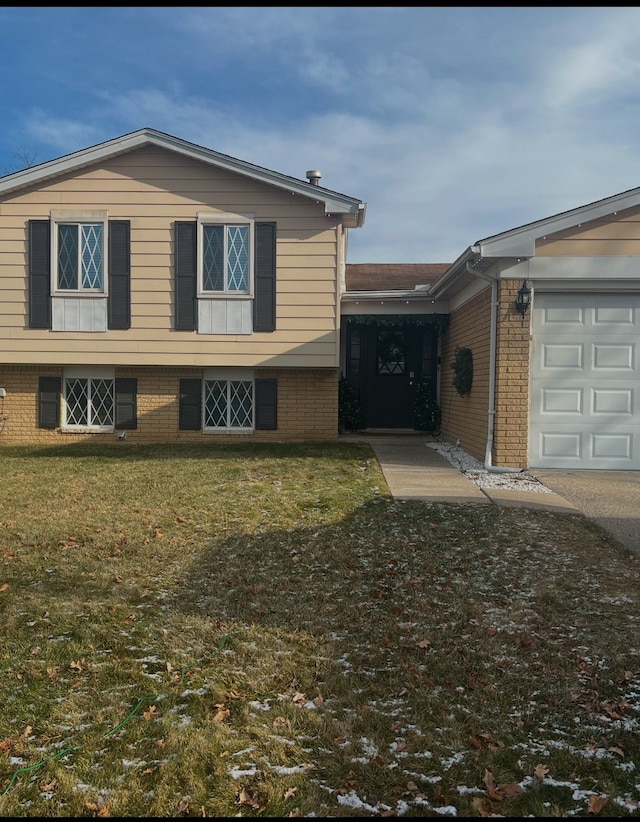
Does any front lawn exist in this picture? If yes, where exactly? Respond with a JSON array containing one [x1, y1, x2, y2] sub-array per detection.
[[0, 442, 638, 817]]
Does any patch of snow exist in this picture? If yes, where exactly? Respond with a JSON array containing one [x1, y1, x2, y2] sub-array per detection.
[[428, 441, 554, 493]]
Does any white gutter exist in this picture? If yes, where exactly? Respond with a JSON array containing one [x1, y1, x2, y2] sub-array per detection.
[[342, 287, 432, 301], [465, 258, 523, 474]]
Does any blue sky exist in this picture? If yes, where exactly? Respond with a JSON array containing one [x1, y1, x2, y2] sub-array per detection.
[[2, 6, 640, 264]]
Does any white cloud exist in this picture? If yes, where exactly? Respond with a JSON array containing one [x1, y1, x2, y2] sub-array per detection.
[[9, 7, 640, 262]]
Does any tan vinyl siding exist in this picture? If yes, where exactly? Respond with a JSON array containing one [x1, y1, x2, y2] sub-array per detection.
[[0, 145, 340, 367], [0, 365, 339, 445], [439, 288, 491, 462], [536, 205, 640, 256]]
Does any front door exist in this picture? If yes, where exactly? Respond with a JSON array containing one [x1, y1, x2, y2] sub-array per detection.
[[346, 322, 437, 429]]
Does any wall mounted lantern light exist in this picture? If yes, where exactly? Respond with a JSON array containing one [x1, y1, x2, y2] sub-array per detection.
[[515, 279, 531, 316]]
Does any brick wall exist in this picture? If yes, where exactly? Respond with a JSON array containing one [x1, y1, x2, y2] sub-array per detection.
[[493, 280, 531, 468], [439, 288, 491, 462], [0, 366, 339, 445]]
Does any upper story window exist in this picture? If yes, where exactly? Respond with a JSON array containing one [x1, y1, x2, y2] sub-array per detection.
[[197, 213, 253, 298], [51, 211, 108, 295]]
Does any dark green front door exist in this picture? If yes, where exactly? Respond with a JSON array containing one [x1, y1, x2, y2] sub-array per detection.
[[346, 322, 437, 429]]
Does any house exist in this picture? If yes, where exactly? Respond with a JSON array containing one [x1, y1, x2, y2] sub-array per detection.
[[0, 128, 365, 445], [343, 192, 640, 471], [2, 127, 639, 472]]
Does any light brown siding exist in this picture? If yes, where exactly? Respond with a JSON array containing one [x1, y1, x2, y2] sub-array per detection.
[[439, 288, 491, 461], [536, 205, 640, 256], [0, 145, 340, 367]]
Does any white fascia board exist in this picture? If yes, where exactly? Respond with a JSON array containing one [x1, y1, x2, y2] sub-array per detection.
[[0, 127, 366, 223], [342, 288, 432, 301]]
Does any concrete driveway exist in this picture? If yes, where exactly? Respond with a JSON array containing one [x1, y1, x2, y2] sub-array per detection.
[[531, 469, 640, 557]]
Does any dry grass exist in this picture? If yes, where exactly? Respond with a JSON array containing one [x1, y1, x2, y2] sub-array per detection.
[[0, 441, 638, 817]]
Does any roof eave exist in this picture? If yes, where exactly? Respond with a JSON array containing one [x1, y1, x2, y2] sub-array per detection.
[[477, 185, 640, 258], [0, 127, 366, 223], [342, 287, 433, 301]]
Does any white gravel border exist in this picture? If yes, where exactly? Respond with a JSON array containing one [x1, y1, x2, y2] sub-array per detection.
[[428, 440, 554, 493]]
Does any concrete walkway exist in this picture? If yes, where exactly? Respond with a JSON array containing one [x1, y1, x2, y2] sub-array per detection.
[[342, 434, 582, 514]]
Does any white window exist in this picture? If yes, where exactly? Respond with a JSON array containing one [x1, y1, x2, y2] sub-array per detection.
[[63, 368, 114, 430], [197, 212, 253, 298], [51, 211, 108, 295], [203, 369, 254, 430]]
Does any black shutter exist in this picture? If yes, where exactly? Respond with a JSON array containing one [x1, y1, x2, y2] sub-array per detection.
[[108, 221, 131, 330], [179, 378, 202, 430], [29, 220, 51, 329], [115, 378, 137, 429], [254, 221, 276, 332], [38, 376, 60, 428], [175, 222, 197, 331], [255, 378, 277, 430]]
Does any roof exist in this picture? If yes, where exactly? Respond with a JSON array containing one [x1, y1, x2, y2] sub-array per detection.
[[0, 127, 366, 227], [345, 263, 450, 292]]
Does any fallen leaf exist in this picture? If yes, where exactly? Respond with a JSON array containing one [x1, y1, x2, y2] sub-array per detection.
[[143, 705, 158, 720], [40, 778, 57, 792], [213, 704, 230, 722], [0, 737, 17, 753], [587, 794, 608, 815], [284, 787, 298, 800], [23, 725, 32, 737], [533, 763, 549, 780], [417, 638, 431, 649], [608, 745, 625, 757], [236, 787, 264, 811], [483, 768, 503, 801], [0, 583, 8, 593]]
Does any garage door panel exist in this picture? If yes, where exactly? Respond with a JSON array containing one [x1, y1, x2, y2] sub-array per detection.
[[540, 301, 585, 325], [536, 430, 637, 467], [592, 433, 633, 460], [594, 305, 634, 325], [540, 387, 583, 414], [541, 342, 584, 370], [592, 388, 633, 414], [593, 343, 634, 369], [530, 292, 640, 469]]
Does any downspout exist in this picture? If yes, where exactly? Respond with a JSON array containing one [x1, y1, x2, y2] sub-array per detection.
[[465, 258, 523, 474]]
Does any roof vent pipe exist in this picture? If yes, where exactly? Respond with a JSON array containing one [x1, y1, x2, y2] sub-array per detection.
[[306, 169, 322, 186]]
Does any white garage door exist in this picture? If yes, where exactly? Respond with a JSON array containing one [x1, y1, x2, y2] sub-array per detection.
[[530, 292, 640, 469]]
